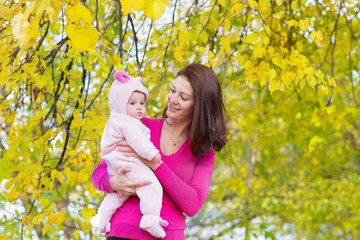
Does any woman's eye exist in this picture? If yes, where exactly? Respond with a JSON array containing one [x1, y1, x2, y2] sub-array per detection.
[[170, 89, 175, 93], [181, 95, 188, 101]]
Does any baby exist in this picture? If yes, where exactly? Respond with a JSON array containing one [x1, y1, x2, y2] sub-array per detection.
[[90, 71, 167, 238]]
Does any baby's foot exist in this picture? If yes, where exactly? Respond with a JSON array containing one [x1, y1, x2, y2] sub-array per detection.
[[145, 225, 166, 239], [90, 215, 100, 229], [90, 215, 111, 234], [100, 222, 111, 234]]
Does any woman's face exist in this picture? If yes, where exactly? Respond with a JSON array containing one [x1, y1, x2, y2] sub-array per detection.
[[166, 75, 194, 123]]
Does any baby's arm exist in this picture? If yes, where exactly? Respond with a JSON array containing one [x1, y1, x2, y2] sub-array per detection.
[[121, 123, 159, 161]]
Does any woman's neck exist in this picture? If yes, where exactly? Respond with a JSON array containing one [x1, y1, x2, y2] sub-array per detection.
[[164, 118, 190, 139]]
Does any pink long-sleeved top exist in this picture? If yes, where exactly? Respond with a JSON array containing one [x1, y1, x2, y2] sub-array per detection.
[[92, 117, 215, 239]]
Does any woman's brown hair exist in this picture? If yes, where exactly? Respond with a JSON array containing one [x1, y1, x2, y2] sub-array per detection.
[[163, 64, 228, 156]]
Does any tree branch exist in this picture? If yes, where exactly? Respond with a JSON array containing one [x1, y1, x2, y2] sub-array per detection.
[[114, 0, 123, 59]]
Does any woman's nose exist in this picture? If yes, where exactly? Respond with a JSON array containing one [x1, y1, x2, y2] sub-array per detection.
[[169, 94, 179, 104]]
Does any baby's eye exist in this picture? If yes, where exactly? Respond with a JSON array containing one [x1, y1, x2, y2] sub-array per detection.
[[130, 102, 135, 105], [141, 102, 145, 105]]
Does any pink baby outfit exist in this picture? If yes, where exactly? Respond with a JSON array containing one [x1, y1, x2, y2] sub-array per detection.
[[92, 117, 216, 239], [90, 71, 166, 238]]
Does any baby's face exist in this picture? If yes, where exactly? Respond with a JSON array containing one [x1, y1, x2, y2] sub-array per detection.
[[126, 91, 146, 120]]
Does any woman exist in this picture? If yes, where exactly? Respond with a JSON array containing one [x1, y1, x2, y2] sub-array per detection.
[[92, 63, 228, 239]]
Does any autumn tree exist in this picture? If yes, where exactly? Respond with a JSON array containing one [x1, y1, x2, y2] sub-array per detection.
[[0, 0, 359, 239]]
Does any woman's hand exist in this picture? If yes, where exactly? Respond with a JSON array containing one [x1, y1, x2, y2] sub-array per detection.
[[118, 140, 163, 170], [109, 166, 151, 195]]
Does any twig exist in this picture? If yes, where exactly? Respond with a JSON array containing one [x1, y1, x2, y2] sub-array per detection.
[[128, 15, 141, 68]]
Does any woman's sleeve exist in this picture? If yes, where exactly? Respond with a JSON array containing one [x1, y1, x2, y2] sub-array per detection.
[[91, 160, 116, 193], [153, 150, 215, 217]]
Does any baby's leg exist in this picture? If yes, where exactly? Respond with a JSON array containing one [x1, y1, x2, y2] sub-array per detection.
[[90, 192, 130, 233], [126, 165, 166, 238]]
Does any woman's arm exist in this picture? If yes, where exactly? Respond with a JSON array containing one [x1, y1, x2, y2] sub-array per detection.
[[154, 151, 215, 217], [91, 160, 114, 193], [91, 160, 151, 195]]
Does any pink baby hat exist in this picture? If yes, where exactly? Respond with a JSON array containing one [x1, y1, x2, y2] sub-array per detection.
[[109, 70, 149, 114]]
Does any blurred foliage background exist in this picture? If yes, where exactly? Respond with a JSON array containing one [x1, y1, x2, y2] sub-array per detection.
[[0, 0, 359, 239]]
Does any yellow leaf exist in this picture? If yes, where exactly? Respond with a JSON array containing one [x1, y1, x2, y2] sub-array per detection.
[[161, 0, 171, 7], [219, 0, 227, 7], [287, 20, 298, 28], [207, 51, 215, 66], [55, 212, 65, 225], [36, 75, 47, 89], [291, 1, 297, 11], [198, 47, 207, 53], [281, 72, 293, 88], [32, 215, 43, 226], [264, 25, 271, 35], [199, 31, 208, 44], [315, 69, 325, 83], [0, 6, 11, 19], [221, 36, 231, 54], [66, 5, 93, 24], [215, 49, 226, 68], [310, 30, 323, 46], [49, 212, 65, 225], [78, 170, 89, 183], [11, 13, 31, 47], [244, 60, 254, 71], [45, 7, 57, 21], [122, 0, 145, 15], [269, 79, 280, 93], [236, 52, 245, 65], [306, 76, 317, 88], [245, 74, 257, 85], [42, 222, 51, 235], [174, 46, 183, 63], [262, 36, 270, 46], [22, 216, 30, 226], [259, 0, 271, 17], [319, 85, 329, 95], [65, 25, 98, 52], [64, 167, 78, 182], [248, 0, 258, 8], [276, 0, 283, 6], [267, 46, 274, 56], [258, 61, 269, 71], [272, 54, 284, 68], [71, 108, 85, 129], [51, 169, 63, 183], [178, 31, 191, 46], [254, 46, 266, 58], [243, 33, 259, 44], [144, 0, 166, 21], [68, 149, 78, 156], [327, 75, 336, 86], [32, 190, 41, 200], [279, 82, 286, 91], [259, 76, 267, 86], [82, 207, 96, 222], [300, 78, 306, 89], [299, 19, 309, 31]]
